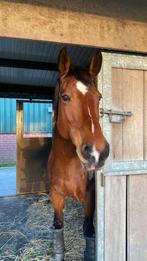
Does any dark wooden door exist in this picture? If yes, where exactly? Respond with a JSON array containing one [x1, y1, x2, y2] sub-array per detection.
[[16, 101, 52, 194]]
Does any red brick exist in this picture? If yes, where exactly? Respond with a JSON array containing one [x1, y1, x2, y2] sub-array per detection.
[[0, 134, 16, 164]]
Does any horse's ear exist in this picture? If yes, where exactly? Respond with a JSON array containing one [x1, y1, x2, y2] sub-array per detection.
[[58, 47, 71, 77], [88, 50, 102, 77]]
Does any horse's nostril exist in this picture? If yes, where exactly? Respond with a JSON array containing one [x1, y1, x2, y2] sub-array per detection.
[[105, 143, 110, 158], [82, 144, 93, 159], [99, 143, 110, 164]]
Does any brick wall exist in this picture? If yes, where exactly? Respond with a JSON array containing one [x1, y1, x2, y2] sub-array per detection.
[[0, 134, 16, 164], [0, 133, 52, 164]]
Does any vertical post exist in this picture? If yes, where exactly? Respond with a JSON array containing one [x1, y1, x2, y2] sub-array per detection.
[[16, 101, 23, 139], [16, 101, 23, 194], [95, 170, 105, 261]]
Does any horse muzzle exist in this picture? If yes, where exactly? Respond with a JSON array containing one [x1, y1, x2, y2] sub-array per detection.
[[78, 142, 110, 171]]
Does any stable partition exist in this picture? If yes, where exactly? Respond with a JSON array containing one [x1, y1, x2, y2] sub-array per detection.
[[16, 100, 52, 194]]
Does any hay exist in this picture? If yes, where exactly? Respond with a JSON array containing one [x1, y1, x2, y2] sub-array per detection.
[[0, 194, 85, 261]]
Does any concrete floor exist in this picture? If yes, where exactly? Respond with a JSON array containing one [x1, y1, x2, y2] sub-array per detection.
[[0, 167, 16, 196]]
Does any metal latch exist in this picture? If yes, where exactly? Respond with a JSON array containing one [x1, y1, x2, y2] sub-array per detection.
[[100, 108, 132, 123]]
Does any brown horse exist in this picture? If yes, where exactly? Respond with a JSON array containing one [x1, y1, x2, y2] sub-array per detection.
[[47, 48, 109, 261]]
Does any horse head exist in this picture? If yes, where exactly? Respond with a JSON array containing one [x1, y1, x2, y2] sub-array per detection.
[[55, 47, 109, 171]]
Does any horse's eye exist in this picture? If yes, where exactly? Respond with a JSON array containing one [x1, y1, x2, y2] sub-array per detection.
[[61, 94, 71, 102]]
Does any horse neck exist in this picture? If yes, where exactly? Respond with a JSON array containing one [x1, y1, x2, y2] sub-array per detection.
[[52, 125, 76, 158]]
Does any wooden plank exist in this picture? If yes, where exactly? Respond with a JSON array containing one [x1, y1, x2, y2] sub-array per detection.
[[144, 71, 147, 160], [112, 68, 123, 160], [16, 101, 51, 194], [0, 1, 147, 52], [122, 69, 144, 160], [127, 175, 147, 261], [105, 176, 126, 261]]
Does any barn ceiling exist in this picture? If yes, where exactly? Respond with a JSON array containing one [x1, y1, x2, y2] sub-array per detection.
[[6, 0, 147, 23], [0, 38, 98, 99]]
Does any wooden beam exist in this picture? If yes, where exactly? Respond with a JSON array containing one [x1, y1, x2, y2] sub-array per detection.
[[0, 1, 146, 53], [0, 58, 58, 71], [0, 83, 55, 100]]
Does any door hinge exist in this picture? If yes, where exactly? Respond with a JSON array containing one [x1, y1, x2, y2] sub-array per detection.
[[101, 172, 105, 187]]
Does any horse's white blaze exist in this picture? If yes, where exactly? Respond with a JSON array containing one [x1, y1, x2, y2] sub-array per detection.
[[91, 146, 100, 163], [76, 81, 88, 95], [88, 106, 95, 134]]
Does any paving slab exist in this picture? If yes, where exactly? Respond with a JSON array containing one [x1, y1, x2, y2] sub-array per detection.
[[0, 167, 16, 196]]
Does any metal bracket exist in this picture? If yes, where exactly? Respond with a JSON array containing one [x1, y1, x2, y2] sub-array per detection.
[[101, 172, 105, 187], [100, 108, 132, 123]]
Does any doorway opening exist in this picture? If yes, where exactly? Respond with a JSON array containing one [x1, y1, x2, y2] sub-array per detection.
[[0, 98, 16, 196], [0, 98, 53, 196]]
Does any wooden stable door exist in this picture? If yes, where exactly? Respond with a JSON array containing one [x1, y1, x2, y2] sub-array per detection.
[[96, 54, 147, 261], [109, 68, 147, 261], [112, 68, 146, 161], [16, 101, 52, 194], [105, 68, 147, 261]]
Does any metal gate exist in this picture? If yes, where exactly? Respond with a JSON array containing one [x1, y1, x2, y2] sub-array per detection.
[[96, 53, 147, 261]]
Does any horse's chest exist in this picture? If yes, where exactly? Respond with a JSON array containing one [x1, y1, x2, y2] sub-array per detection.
[[64, 168, 88, 202], [50, 154, 88, 202]]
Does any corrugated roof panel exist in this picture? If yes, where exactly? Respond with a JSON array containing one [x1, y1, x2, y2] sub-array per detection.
[[0, 67, 58, 87], [0, 38, 98, 91], [0, 38, 97, 63]]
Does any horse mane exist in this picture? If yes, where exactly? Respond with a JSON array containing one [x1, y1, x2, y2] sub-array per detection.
[[53, 80, 60, 127], [70, 67, 96, 87]]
